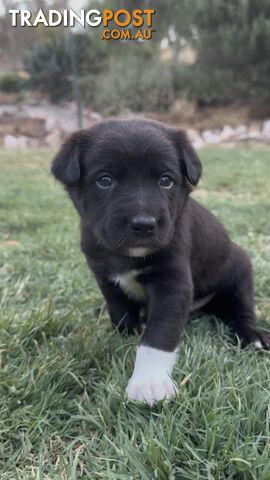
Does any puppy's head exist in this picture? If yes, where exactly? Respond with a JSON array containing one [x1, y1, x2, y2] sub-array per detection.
[[51, 119, 202, 257]]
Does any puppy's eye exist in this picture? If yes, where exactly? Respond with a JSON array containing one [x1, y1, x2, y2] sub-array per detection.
[[159, 174, 174, 189], [96, 175, 113, 188]]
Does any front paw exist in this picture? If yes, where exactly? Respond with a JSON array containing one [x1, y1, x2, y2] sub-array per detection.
[[126, 373, 177, 406], [125, 345, 178, 406]]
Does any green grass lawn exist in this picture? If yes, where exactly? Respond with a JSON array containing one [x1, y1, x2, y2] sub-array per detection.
[[0, 147, 270, 480]]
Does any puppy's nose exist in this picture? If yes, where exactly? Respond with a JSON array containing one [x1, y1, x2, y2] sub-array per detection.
[[130, 215, 157, 236]]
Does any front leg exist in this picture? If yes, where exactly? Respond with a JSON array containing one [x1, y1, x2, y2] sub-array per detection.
[[126, 266, 193, 405], [98, 278, 142, 335]]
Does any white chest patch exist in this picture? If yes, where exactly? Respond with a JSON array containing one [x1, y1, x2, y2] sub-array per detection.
[[112, 270, 145, 300], [128, 247, 150, 258]]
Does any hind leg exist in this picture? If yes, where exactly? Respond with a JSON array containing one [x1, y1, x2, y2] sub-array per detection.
[[204, 244, 270, 349]]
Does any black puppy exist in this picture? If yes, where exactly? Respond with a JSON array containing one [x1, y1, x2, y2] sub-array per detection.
[[52, 118, 270, 405]]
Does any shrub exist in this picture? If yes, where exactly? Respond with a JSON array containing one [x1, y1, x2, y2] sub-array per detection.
[[86, 55, 175, 115], [0, 74, 25, 93], [24, 32, 109, 103], [24, 34, 71, 102], [183, 0, 270, 105]]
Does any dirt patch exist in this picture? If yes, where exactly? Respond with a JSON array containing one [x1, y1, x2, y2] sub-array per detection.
[[4, 239, 20, 246]]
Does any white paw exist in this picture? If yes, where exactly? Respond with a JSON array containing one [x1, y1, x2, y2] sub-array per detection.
[[125, 345, 178, 406], [253, 339, 263, 349], [126, 373, 177, 406]]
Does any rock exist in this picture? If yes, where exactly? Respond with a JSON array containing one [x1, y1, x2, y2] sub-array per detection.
[[202, 130, 221, 144], [17, 117, 46, 138], [248, 131, 262, 140], [0, 114, 17, 137], [4, 135, 19, 148], [262, 120, 270, 139], [187, 128, 205, 148], [44, 112, 59, 132], [236, 124, 248, 134], [1, 99, 270, 148], [89, 111, 102, 122], [235, 124, 249, 140], [219, 125, 237, 142], [0, 113, 46, 138], [18, 135, 29, 147], [45, 130, 62, 147], [248, 124, 262, 140], [4, 135, 29, 148], [0, 123, 16, 136], [0, 105, 17, 116], [193, 137, 205, 149], [45, 106, 79, 133], [248, 127, 263, 142], [0, 93, 18, 105], [27, 138, 41, 148]]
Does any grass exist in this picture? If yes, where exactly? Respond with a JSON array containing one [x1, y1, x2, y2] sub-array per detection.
[[0, 146, 270, 479]]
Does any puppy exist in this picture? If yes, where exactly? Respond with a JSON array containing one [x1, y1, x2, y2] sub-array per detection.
[[51, 118, 270, 405]]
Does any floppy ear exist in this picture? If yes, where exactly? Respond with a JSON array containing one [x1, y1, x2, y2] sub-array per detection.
[[51, 130, 86, 186], [169, 129, 202, 186]]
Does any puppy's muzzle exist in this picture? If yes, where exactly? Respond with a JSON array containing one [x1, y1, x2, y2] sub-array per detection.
[[130, 214, 157, 238]]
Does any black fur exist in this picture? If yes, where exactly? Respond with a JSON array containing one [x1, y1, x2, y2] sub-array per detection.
[[51, 118, 270, 352]]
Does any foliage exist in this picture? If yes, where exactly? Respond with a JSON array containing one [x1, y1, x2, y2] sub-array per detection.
[[89, 0, 270, 107], [0, 147, 270, 478], [0, 73, 26, 93], [24, 33, 71, 102], [182, 0, 270, 104], [85, 53, 174, 115], [20, 0, 270, 110], [23, 32, 109, 103]]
